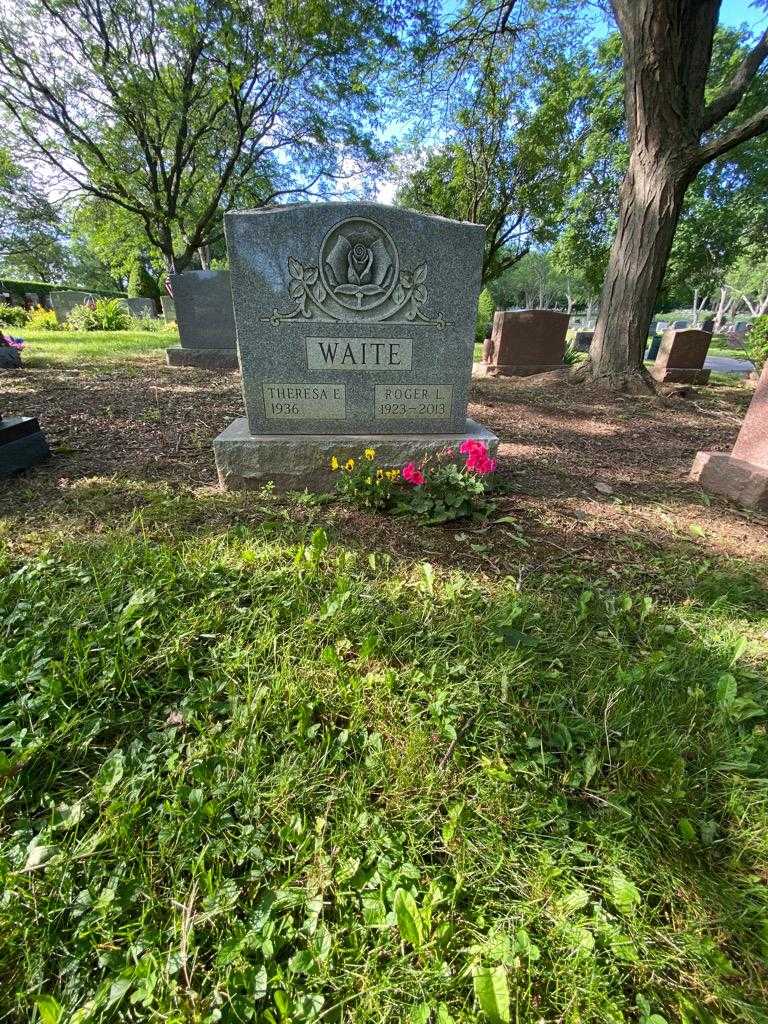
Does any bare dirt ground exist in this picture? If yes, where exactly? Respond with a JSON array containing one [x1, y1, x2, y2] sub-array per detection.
[[2, 357, 766, 576]]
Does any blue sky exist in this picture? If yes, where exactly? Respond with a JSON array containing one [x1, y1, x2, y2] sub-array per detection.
[[720, 0, 768, 28]]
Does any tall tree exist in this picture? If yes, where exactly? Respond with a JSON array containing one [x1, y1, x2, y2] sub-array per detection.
[[0, 0, 410, 273], [0, 145, 70, 280], [396, 57, 585, 282], [586, 1, 768, 387]]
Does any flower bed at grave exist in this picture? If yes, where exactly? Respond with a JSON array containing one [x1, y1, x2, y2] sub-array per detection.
[[330, 439, 496, 524]]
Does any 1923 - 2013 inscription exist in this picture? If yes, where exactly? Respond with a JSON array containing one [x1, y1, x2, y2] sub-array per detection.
[[262, 383, 345, 420], [374, 384, 453, 420]]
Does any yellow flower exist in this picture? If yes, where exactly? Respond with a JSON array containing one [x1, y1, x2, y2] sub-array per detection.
[[376, 468, 384, 480], [386, 469, 400, 480], [345, 458, 355, 471], [330, 456, 339, 471], [364, 447, 376, 460]]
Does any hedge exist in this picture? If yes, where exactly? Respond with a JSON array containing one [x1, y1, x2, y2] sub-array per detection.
[[0, 277, 126, 299]]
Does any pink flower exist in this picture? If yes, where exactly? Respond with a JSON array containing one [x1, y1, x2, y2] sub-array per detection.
[[461, 439, 495, 475], [402, 461, 425, 485], [460, 439, 486, 457]]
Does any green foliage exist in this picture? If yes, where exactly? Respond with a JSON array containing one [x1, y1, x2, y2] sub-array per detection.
[[476, 287, 495, 342], [743, 315, 768, 372], [332, 450, 402, 510], [400, 459, 490, 525], [66, 298, 131, 332], [0, 303, 28, 327], [24, 308, 62, 331], [127, 257, 160, 299]]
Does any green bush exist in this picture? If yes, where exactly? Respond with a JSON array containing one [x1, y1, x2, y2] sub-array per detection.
[[26, 307, 61, 331], [0, 304, 29, 328], [66, 298, 132, 332], [475, 287, 495, 343], [129, 312, 164, 333], [743, 315, 768, 373]]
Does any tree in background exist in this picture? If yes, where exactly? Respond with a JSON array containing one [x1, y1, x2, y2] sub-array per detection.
[[0, 0, 415, 273], [584, 1, 768, 387], [0, 145, 70, 280], [127, 258, 162, 301], [397, 1, 586, 283]]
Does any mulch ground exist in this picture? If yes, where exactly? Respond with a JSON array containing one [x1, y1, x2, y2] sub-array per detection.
[[2, 356, 766, 574]]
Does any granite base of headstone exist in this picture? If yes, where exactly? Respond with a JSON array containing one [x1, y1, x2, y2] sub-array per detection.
[[165, 270, 238, 370], [0, 415, 51, 478], [573, 329, 593, 353], [486, 309, 570, 376], [214, 202, 498, 490], [650, 328, 711, 384], [690, 360, 768, 509]]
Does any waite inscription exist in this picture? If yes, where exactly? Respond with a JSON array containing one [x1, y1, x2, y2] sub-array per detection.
[[306, 337, 412, 371]]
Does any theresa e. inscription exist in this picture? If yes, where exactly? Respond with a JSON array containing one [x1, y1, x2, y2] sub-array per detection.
[[262, 383, 345, 421], [306, 337, 412, 371]]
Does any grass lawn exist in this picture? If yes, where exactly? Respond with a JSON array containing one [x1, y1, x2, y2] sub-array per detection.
[[16, 328, 174, 366], [2, 344, 768, 1023]]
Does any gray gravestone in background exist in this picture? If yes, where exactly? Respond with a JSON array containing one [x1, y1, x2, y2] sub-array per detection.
[[165, 270, 237, 369], [214, 202, 498, 489], [50, 290, 95, 322], [161, 296, 176, 323], [124, 297, 156, 318]]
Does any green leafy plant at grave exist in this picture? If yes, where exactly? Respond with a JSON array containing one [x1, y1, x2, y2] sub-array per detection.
[[66, 298, 131, 332], [743, 315, 768, 373], [330, 440, 496, 524], [563, 341, 585, 365], [128, 313, 164, 333], [0, 304, 28, 327], [331, 448, 401, 510], [476, 287, 495, 343]]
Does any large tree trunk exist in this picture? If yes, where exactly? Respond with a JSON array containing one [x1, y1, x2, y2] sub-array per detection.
[[588, 148, 690, 387]]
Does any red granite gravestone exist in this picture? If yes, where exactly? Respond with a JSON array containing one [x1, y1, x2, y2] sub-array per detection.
[[486, 309, 570, 376], [650, 328, 711, 384], [690, 360, 768, 509]]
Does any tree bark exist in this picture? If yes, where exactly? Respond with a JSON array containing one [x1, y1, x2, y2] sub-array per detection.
[[589, 148, 690, 387], [582, 0, 768, 388]]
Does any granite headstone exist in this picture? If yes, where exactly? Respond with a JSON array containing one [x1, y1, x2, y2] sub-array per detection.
[[49, 290, 95, 322], [650, 328, 711, 384], [691, 359, 768, 509], [214, 202, 498, 489], [486, 309, 570, 376], [161, 295, 176, 323], [124, 297, 156, 318], [165, 270, 238, 369]]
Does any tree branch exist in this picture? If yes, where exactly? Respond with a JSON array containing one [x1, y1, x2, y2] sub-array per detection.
[[702, 28, 768, 130], [696, 102, 768, 165]]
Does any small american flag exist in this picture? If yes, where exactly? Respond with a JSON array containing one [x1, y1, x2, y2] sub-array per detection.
[[165, 277, 174, 298]]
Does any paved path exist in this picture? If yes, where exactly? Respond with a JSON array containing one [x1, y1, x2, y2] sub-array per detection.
[[705, 355, 754, 374]]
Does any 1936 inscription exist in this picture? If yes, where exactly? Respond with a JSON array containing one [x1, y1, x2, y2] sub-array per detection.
[[306, 337, 412, 371], [263, 383, 345, 420]]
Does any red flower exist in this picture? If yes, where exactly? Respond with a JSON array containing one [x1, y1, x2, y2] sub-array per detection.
[[461, 439, 495, 475], [402, 461, 425, 485]]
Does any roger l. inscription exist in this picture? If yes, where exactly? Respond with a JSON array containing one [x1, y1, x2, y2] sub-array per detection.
[[263, 383, 346, 421], [306, 337, 412, 371], [374, 384, 453, 420]]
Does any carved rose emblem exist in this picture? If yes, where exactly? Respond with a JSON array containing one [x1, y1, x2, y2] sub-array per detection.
[[324, 230, 394, 306]]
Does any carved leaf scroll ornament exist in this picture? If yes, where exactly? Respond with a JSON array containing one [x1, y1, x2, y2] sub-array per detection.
[[261, 218, 448, 327]]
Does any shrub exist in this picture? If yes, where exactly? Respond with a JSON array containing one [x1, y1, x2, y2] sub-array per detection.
[[129, 313, 164, 333], [743, 315, 768, 373], [475, 287, 495, 343], [26, 307, 61, 331], [67, 298, 131, 332], [0, 304, 29, 328]]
